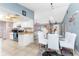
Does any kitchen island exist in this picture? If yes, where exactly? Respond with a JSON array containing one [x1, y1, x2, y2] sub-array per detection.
[[18, 31, 34, 47]]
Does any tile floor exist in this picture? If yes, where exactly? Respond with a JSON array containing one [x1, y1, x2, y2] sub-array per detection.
[[0, 38, 79, 56], [1, 39, 40, 56]]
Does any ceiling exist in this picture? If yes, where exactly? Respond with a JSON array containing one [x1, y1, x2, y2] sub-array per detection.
[[20, 3, 70, 12], [19, 3, 70, 24]]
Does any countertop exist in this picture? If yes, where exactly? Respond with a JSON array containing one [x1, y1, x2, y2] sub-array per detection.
[[18, 31, 33, 35]]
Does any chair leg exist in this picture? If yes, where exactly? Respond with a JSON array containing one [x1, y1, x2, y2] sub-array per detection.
[[39, 44, 45, 49], [39, 44, 41, 50], [72, 50, 74, 56], [59, 46, 63, 56], [60, 48, 64, 56], [44, 45, 48, 51], [70, 49, 74, 56]]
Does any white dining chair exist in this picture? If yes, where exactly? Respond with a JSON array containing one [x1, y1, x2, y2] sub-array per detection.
[[60, 32, 77, 55], [37, 31, 47, 49], [48, 34, 60, 53]]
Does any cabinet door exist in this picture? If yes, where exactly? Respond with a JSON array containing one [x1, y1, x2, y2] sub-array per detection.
[[18, 34, 33, 47], [18, 35, 23, 42], [23, 35, 30, 46], [23, 35, 33, 46], [18, 35, 23, 47], [9, 33, 13, 39]]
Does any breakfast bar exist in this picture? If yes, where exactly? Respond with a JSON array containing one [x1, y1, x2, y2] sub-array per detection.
[[18, 31, 34, 47]]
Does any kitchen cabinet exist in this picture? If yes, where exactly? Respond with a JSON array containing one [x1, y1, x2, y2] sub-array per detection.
[[18, 33, 33, 47], [9, 32, 13, 40]]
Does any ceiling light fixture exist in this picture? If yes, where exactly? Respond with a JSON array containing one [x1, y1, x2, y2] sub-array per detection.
[[50, 3, 54, 9]]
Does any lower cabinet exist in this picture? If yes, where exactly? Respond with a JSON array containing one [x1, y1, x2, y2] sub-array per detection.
[[18, 34, 33, 47], [9, 32, 13, 40]]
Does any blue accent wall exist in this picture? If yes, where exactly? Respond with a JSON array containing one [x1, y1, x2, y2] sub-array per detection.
[[0, 3, 34, 19], [64, 3, 79, 51]]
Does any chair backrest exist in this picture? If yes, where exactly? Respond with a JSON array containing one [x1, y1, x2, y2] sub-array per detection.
[[37, 31, 47, 45], [48, 34, 59, 51], [65, 32, 72, 41], [65, 32, 77, 46]]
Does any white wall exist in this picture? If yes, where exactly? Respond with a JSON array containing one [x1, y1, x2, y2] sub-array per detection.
[[34, 5, 69, 24]]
